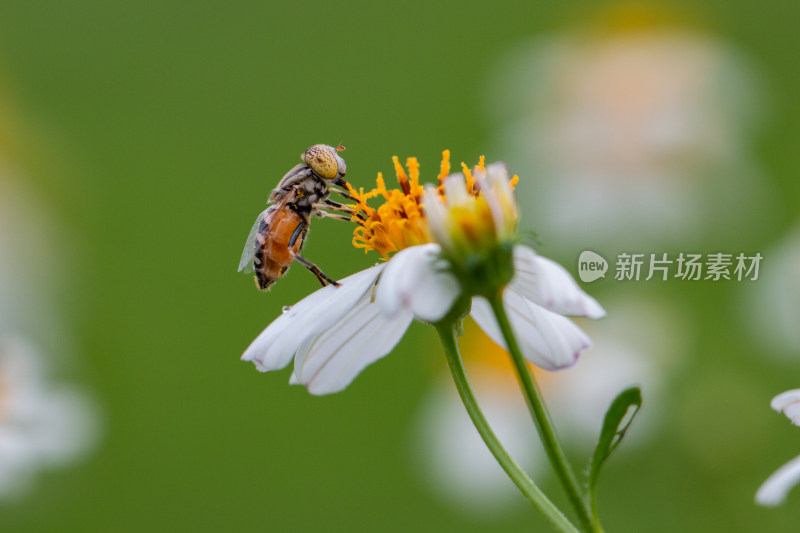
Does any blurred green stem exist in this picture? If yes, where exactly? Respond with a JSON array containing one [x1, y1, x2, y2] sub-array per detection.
[[488, 295, 600, 533], [434, 321, 579, 533], [590, 490, 604, 533]]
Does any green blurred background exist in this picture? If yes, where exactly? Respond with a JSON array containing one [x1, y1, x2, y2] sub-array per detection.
[[0, 0, 799, 531]]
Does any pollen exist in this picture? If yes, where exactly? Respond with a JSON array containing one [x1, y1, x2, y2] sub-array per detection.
[[347, 151, 518, 258], [438, 150, 451, 188], [348, 157, 429, 257]]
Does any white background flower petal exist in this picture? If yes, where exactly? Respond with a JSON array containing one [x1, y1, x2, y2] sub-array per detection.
[[241, 265, 384, 371], [771, 389, 800, 425], [511, 245, 605, 319], [0, 429, 36, 496], [756, 454, 800, 506], [471, 288, 591, 370], [0, 342, 99, 499], [293, 293, 414, 395], [377, 243, 460, 322]]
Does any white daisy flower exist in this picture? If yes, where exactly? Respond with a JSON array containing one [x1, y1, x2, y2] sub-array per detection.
[[242, 152, 604, 394]]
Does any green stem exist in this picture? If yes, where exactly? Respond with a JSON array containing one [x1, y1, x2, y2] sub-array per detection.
[[488, 296, 598, 533], [434, 322, 580, 533], [590, 492, 603, 533]]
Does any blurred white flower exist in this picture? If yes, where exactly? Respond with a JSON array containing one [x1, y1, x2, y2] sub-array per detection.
[[412, 324, 544, 514], [0, 169, 65, 345], [0, 339, 97, 498], [756, 389, 800, 506], [0, 154, 99, 500], [487, 23, 768, 251], [745, 223, 800, 358], [413, 294, 683, 513], [541, 295, 683, 446]]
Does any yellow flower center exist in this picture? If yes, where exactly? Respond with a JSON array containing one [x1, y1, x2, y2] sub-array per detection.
[[347, 150, 518, 258]]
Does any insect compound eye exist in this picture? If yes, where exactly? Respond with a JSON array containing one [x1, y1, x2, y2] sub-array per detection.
[[303, 144, 340, 180]]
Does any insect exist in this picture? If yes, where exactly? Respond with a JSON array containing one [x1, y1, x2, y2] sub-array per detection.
[[238, 144, 359, 290]]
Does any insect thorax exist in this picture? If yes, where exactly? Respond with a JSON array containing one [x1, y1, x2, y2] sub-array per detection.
[[269, 164, 329, 211]]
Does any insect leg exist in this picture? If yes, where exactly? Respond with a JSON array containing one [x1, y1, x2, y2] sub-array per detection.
[[291, 252, 340, 287], [324, 199, 355, 211], [315, 211, 355, 222], [315, 198, 366, 221], [329, 186, 358, 201]]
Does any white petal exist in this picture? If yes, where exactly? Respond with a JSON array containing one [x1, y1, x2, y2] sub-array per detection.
[[293, 292, 414, 395], [479, 180, 506, 239], [470, 287, 592, 370], [422, 186, 452, 250], [485, 162, 512, 197], [241, 265, 384, 372], [377, 243, 460, 322], [771, 389, 800, 425], [442, 173, 469, 207], [511, 245, 606, 319], [410, 268, 460, 322], [756, 455, 800, 506]]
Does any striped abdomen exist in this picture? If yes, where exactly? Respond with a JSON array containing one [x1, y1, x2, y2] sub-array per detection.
[[253, 205, 308, 290]]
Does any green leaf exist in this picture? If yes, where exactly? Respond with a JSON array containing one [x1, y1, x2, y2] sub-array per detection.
[[588, 387, 642, 491]]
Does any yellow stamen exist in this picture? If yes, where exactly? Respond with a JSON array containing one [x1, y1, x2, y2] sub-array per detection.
[[460, 162, 476, 195], [406, 157, 423, 197], [375, 173, 390, 200], [345, 151, 511, 258], [345, 182, 377, 218], [392, 156, 411, 195], [438, 150, 451, 187]]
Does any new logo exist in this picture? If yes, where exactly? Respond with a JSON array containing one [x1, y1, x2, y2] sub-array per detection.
[[578, 251, 608, 283]]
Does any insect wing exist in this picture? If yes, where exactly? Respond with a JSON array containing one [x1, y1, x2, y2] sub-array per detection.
[[238, 208, 271, 273]]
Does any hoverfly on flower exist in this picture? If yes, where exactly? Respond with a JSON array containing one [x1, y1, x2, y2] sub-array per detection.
[[238, 144, 361, 290], [239, 148, 617, 532], [242, 151, 604, 393]]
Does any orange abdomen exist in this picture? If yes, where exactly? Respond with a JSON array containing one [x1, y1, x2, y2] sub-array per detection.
[[254, 206, 307, 290]]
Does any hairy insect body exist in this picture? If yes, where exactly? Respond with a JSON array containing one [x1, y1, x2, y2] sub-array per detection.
[[269, 164, 330, 208], [239, 144, 352, 291]]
